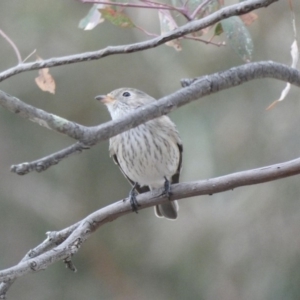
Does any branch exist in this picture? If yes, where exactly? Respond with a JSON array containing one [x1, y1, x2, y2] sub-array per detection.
[[0, 0, 278, 82], [0, 91, 86, 140], [4, 61, 300, 175], [1, 155, 300, 297], [10, 142, 90, 175]]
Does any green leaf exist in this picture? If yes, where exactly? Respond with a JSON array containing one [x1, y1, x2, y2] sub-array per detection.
[[221, 16, 253, 62], [99, 7, 135, 28], [214, 22, 223, 36]]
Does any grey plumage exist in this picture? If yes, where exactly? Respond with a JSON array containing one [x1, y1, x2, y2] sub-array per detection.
[[96, 88, 183, 220]]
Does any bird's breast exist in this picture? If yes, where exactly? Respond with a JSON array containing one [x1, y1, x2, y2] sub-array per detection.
[[110, 122, 180, 188]]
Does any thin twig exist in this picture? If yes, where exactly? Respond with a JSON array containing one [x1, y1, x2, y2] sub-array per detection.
[[135, 25, 158, 37], [140, 0, 192, 20], [183, 34, 226, 46], [23, 49, 37, 63], [0, 29, 22, 64], [80, 0, 188, 17], [10, 142, 91, 175], [191, 0, 214, 19]]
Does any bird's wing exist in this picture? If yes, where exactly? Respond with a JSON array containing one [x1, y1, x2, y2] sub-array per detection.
[[155, 116, 183, 185], [112, 154, 150, 194], [171, 143, 183, 184]]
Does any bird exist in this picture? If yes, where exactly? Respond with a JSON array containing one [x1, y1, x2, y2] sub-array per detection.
[[95, 88, 183, 220]]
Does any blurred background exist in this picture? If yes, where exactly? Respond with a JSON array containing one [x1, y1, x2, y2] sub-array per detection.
[[1, 1, 300, 299]]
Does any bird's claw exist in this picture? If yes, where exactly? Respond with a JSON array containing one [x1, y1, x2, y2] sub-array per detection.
[[163, 176, 172, 199], [128, 183, 140, 213]]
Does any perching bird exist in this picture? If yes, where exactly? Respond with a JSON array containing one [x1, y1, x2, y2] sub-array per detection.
[[95, 88, 183, 220]]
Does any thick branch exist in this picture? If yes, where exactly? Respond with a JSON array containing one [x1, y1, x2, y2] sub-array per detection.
[[0, 0, 278, 82], [0, 91, 86, 140], [5, 61, 300, 175], [1, 155, 300, 294]]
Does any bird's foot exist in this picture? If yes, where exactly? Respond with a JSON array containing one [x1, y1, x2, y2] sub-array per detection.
[[127, 183, 140, 213], [163, 176, 172, 200]]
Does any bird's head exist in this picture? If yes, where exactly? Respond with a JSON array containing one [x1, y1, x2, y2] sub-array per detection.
[[95, 88, 155, 119]]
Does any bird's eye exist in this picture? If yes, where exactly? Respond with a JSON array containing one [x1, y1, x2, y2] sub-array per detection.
[[122, 91, 131, 97]]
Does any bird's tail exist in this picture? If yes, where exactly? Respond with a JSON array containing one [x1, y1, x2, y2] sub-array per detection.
[[155, 200, 179, 220]]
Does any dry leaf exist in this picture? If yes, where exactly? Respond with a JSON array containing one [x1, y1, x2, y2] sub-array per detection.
[[35, 56, 55, 94], [267, 10, 298, 110], [99, 7, 135, 28], [158, 10, 182, 51], [267, 41, 298, 110], [200, 26, 211, 36]]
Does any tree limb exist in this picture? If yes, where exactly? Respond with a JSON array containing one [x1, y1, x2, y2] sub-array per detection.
[[1, 155, 300, 297], [0, 91, 86, 139], [10, 142, 90, 175], [0, 0, 278, 83], [4, 61, 300, 175]]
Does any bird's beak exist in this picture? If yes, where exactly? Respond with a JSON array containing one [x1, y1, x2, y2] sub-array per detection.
[[95, 93, 115, 104]]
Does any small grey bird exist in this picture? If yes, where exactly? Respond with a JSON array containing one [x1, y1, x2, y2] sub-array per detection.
[[95, 88, 183, 220]]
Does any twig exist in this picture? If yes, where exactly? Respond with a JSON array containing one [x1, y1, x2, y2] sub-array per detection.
[[183, 34, 226, 46], [23, 49, 37, 63], [191, 0, 214, 19], [140, 0, 192, 20], [0, 29, 22, 64], [136, 25, 226, 46], [10, 142, 91, 175], [2, 155, 300, 296], [80, 0, 188, 16], [135, 25, 158, 37]]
